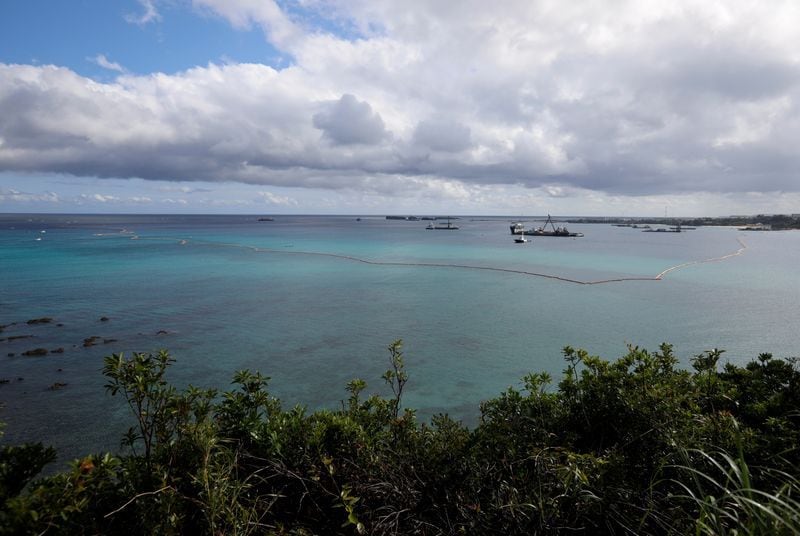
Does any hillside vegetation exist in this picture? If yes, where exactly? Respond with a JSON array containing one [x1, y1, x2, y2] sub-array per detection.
[[2, 341, 799, 535]]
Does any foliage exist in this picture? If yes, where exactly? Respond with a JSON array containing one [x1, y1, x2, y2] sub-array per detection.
[[1, 342, 799, 535], [671, 446, 800, 536]]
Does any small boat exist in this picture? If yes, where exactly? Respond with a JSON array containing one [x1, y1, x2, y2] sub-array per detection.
[[426, 217, 459, 230], [514, 234, 528, 243]]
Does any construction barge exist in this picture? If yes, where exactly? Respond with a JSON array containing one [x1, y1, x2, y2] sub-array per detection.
[[510, 215, 584, 237]]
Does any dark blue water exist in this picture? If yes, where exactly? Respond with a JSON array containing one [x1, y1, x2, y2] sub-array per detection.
[[1, 214, 798, 463]]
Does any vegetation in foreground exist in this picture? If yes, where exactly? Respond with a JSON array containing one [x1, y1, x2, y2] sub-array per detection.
[[1, 342, 799, 535]]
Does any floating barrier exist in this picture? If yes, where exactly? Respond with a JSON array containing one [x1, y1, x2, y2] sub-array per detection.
[[127, 235, 748, 286]]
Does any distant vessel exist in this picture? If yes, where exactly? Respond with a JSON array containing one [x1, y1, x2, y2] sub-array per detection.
[[386, 215, 423, 221], [739, 223, 772, 231], [643, 223, 695, 233], [258, 217, 274, 221], [511, 215, 583, 237], [426, 218, 459, 230]]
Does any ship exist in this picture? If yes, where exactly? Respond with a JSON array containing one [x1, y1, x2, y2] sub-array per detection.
[[510, 215, 583, 237], [642, 223, 696, 233], [426, 217, 459, 230]]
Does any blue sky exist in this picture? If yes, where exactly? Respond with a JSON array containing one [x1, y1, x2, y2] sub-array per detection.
[[1, 1, 799, 215], [0, 1, 285, 77]]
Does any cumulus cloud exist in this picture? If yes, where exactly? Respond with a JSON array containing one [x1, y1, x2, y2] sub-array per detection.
[[413, 117, 471, 153], [192, 0, 301, 48], [2, 0, 800, 203], [313, 94, 391, 145]]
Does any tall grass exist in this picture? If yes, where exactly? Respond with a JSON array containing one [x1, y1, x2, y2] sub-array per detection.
[[671, 448, 800, 536]]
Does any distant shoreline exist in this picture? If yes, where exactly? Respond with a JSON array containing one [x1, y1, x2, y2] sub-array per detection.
[[566, 214, 800, 230]]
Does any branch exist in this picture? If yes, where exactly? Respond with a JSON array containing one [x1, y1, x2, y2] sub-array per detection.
[[104, 486, 174, 518]]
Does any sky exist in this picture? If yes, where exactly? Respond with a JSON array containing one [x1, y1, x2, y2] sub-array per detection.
[[1, 0, 799, 216]]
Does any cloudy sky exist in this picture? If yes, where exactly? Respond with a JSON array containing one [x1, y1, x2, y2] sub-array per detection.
[[1, 0, 799, 215]]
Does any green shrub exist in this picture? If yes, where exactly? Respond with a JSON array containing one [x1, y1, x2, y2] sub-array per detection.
[[1, 342, 798, 535]]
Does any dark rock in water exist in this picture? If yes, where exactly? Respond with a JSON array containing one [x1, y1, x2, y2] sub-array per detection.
[[4, 335, 34, 341], [17, 377, 23, 381], [83, 336, 102, 347], [0, 379, 9, 385], [57, 323, 64, 327], [22, 348, 49, 356], [103, 338, 117, 344], [50, 347, 65, 354], [7, 353, 14, 357], [100, 316, 110, 322], [27, 317, 53, 325], [47, 382, 68, 391], [156, 330, 169, 335], [57, 368, 63, 372]]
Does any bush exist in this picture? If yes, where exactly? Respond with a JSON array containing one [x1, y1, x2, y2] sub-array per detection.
[[1, 342, 798, 534]]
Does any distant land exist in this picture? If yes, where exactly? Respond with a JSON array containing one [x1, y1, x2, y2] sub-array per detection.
[[565, 213, 800, 230], [379, 213, 800, 230]]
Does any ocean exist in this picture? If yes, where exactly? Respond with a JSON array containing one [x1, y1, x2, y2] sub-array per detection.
[[1, 213, 799, 463]]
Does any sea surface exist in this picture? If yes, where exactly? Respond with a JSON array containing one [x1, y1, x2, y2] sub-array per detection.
[[1, 214, 799, 463]]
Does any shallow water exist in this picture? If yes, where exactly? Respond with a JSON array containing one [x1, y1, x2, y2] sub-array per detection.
[[1, 214, 798, 463]]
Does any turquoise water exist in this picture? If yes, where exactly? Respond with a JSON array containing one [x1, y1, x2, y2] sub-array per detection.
[[1, 214, 799, 462]]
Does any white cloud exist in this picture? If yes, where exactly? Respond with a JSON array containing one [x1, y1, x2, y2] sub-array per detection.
[[413, 117, 471, 153], [313, 94, 391, 146], [79, 193, 119, 203], [90, 54, 126, 73], [126, 0, 161, 25], [0, 188, 60, 203], [2, 0, 800, 213], [192, 0, 302, 48], [258, 191, 297, 205]]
